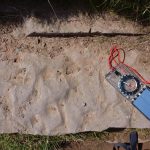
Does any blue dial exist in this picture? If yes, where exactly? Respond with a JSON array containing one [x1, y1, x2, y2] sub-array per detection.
[[118, 75, 141, 96]]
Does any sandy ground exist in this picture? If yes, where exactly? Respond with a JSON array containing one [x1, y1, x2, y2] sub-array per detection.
[[12, 13, 143, 36]]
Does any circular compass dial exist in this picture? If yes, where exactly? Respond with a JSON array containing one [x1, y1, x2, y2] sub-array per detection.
[[118, 75, 141, 96]]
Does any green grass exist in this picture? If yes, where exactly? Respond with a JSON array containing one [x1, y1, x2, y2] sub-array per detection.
[[1, 129, 150, 150], [0, 132, 107, 150], [94, 0, 150, 22], [63, 0, 150, 24], [89, 0, 150, 24], [0, 129, 150, 150]]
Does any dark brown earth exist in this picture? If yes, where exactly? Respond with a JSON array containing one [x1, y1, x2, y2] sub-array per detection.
[[60, 140, 150, 150]]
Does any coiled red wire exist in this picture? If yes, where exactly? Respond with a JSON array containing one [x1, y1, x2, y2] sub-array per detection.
[[108, 46, 150, 85]]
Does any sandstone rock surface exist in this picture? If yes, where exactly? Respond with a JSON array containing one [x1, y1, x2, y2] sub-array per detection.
[[0, 45, 149, 135]]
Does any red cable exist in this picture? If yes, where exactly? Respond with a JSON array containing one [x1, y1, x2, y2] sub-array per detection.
[[108, 46, 150, 85]]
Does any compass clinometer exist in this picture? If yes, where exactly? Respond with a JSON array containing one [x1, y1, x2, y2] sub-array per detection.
[[118, 74, 141, 97], [105, 63, 145, 100], [105, 63, 150, 120], [106, 46, 150, 120]]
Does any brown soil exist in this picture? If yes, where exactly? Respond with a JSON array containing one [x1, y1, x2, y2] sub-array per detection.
[[60, 140, 150, 150]]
